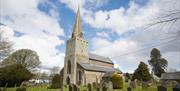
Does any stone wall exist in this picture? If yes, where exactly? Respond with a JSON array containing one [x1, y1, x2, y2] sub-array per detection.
[[84, 70, 105, 84]]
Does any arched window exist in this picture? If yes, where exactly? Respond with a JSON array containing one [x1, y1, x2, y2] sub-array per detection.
[[67, 60, 71, 74], [66, 76, 70, 85]]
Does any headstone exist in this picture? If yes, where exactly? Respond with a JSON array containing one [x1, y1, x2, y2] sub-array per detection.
[[107, 81, 113, 91], [69, 84, 73, 91], [157, 86, 167, 91], [102, 86, 107, 91], [97, 83, 101, 91], [87, 83, 92, 91], [73, 84, 78, 91], [173, 83, 180, 91], [93, 82, 97, 90], [130, 81, 136, 89], [142, 81, 148, 89], [97, 87, 100, 91], [60, 86, 64, 91], [173, 88, 180, 91], [127, 87, 131, 91]]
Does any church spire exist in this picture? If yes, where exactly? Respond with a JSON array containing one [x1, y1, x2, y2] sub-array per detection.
[[72, 6, 83, 38]]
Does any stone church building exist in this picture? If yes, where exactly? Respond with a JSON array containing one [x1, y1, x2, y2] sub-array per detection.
[[61, 8, 121, 85]]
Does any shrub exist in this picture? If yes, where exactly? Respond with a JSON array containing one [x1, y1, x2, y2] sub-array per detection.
[[50, 74, 62, 89], [16, 87, 26, 91], [0, 64, 33, 87], [111, 73, 123, 89]]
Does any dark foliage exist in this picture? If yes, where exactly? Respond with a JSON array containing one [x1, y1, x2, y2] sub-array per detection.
[[148, 48, 168, 77], [50, 74, 62, 89], [16, 87, 26, 91], [132, 62, 151, 81], [0, 64, 33, 87]]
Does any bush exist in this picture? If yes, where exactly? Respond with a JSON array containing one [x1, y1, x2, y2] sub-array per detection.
[[50, 74, 62, 89], [111, 73, 123, 89], [0, 87, 6, 91], [0, 64, 33, 87], [16, 87, 26, 91]]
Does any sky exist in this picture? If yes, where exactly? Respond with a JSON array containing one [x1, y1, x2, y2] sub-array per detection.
[[0, 0, 180, 73]]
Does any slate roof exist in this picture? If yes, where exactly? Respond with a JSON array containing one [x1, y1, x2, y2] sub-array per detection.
[[78, 62, 121, 73], [161, 71, 180, 80], [89, 53, 113, 64]]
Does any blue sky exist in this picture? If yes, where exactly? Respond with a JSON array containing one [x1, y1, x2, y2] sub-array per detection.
[[0, 0, 180, 73]]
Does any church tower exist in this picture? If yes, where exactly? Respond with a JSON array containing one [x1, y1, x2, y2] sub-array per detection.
[[63, 7, 89, 85]]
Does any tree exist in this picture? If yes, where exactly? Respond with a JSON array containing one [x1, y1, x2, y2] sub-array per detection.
[[2, 49, 41, 70], [0, 30, 12, 60], [111, 73, 123, 89], [148, 48, 168, 77], [125, 73, 131, 82], [0, 64, 33, 87], [50, 66, 60, 76], [132, 62, 151, 81], [50, 74, 62, 89]]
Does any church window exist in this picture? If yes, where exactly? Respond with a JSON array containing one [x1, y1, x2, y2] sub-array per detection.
[[67, 60, 71, 74], [78, 71, 82, 85]]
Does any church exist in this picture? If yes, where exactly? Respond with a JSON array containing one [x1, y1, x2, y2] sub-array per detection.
[[61, 8, 121, 85]]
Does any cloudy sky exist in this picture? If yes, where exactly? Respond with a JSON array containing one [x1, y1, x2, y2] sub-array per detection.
[[0, 0, 180, 73]]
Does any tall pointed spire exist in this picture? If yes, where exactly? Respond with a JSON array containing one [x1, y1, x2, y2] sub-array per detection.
[[72, 6, 83, 38]]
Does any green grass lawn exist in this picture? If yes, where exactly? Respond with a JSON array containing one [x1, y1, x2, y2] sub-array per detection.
[[6, 84, 173, 91]]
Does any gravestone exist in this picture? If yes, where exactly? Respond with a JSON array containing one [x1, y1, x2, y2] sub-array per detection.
[[102, 86, 107, 91], [107, 81, 113, 91], [93, 82, 97, 90], [157, 86, 167, 91], [87, 83, 92, 91], [173, 88, 180, 91], [97, 87, 100, 91], [60, 86, 64, 91], [127, 87, 131, 91], [73, 84, 79, 91], [69, 84, 73, 91], [142, 81, 148, 89], [130, 81, 136, 89], [97, 83, 101, 91], [173, 84, 180, 91]]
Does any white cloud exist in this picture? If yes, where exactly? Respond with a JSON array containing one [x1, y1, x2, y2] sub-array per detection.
[[0, 0, 65, 69], [87, 0, 180, 72]]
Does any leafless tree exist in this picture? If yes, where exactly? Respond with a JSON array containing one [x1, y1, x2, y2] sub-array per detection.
[[0, 30, 13, 61], [50, 66, 60, 76], [147, 0, 180, 39]]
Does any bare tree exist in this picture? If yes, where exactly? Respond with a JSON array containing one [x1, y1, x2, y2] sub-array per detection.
[[0, 30, 12, 61], [50, 66, 60, 76], [147, 0, 180, 39]]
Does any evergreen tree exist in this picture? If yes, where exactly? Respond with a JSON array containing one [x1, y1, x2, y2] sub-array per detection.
[[50, 74, 62, 89], [148, 48, 168, 77], [132, 62, 151, 81]]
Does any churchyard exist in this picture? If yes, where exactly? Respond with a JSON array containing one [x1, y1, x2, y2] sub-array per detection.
[[5, 83, 174, 91]]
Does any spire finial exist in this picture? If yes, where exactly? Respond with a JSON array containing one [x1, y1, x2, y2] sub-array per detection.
[[72, 6, 83, 38]]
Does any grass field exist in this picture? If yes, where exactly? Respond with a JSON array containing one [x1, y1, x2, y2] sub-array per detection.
[[6, 84, 173, 91]]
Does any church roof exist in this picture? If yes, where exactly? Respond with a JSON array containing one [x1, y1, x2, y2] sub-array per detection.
[[78, 62, 121, 73], [89, 53, 113, 64], [161, 71, 180, 80]]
